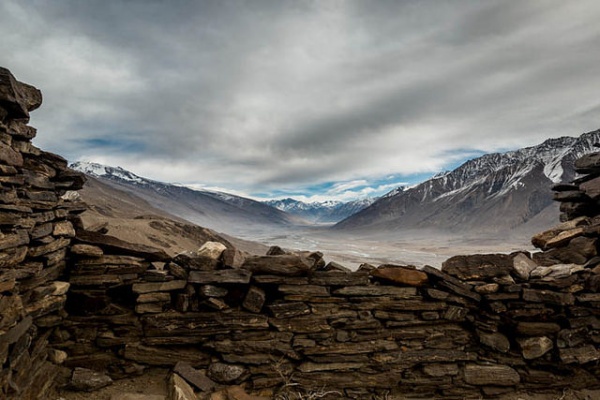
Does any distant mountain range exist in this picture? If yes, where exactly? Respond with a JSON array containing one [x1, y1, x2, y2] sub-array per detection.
[[72, 129, 600, 241], [335, 129, 600, 236], [71, 162, 300, 235], [264, 198, 375, 224]]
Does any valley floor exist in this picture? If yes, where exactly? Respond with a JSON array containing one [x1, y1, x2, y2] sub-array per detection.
[[228, 225, 537, 270]]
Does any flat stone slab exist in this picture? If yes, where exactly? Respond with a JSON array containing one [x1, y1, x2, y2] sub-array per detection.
[[189, 269, 251, 284], [242, 255, 313, 276], [76, 230, 169, 261], [463, 364, 520, 386], [371, 265, 429, 286], [69, 367, 113, 392]]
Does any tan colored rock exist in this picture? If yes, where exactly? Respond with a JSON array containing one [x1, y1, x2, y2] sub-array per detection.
[[531, 216, 589, 249], [137, 292, 172, 303], [370, 265, 428, 286], [48, 348, 68, 364], [545, 227, 586, 249], [531, 263, 584, 280], [474, 283, 499, 294], [518, 336, 553, 359], [197, 241, 227, 259], [512, 253, 538, 280], [53, 220, 75, 237], [168, 373, 197, 400], [71, 244, 104, 257], [173, 361, 216, 392]]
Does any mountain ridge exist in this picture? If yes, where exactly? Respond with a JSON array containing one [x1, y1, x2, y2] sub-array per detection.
[[335, 130, 600, 235], [71, 161, 302, 235], [265, 197, 375, 223]]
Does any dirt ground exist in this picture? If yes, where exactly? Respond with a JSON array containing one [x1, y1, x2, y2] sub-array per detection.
[[52, 367, 600, 400]]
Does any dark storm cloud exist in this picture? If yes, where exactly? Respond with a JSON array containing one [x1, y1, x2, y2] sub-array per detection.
[[1, 0, 599, 199]]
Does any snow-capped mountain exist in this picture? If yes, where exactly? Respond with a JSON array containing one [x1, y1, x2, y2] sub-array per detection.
[[335, 129, 600, 235], [265, 197, 375, 223], [70, 162, 300, 234]]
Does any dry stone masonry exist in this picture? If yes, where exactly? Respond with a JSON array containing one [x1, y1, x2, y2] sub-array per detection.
[[0, 68, 85, 399], [1, 67, 600, 399]]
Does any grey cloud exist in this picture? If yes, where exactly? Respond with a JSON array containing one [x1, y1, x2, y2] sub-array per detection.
[[2, 0, 600, 195]]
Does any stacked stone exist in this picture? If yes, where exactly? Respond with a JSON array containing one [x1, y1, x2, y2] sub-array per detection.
[[55, 226, 600, 399], [0, 68, 85, 399], [553, 142, 600, 222], [440, 252, 600, 397]]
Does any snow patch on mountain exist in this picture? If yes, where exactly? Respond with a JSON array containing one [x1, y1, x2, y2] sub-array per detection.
[[265, 197, 375, 223]]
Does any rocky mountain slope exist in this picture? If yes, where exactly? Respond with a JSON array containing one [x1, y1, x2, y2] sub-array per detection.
[[265, 197, 375, 223], [335, 129, 600, 235], [76, 174, 269, 256], [71, 162, 301, 235]]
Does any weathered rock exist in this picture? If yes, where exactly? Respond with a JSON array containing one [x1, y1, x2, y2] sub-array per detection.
[[474, 283, 499, 294], [423, 363, 460, 377], [137, 292, 172, 303], [531, 263, 584, 280], [207, 362, 249, 384], [516, 322, 561, 336], [463, 364, 520, 386], [243, 286, 266, 313], [279, 284, 329, 296], [333, 286, 417, 297], [168, 373, 196, 400], [173, 361, 217, 392], [478, 331, 510, 353], [222, 248, 246, 268], [512, 253, 538, 280], [0, 67, 43, 118], [69, 367, 113, 392], [173, 251, 220, 270], [70, 244, 103, 257], [132, 280, 187, 294], [321, 261, 351, 272], [575, 152, 600, 173], [197, 241, 227, 260], [76, 230, 169, 261], [442, 254, 513, 280], [266, 245, 286, 256], [523, 288, 575, 305], [559, 345, 600, 364], [309, 271, 369, 286], [370, 265, 428, 286], [124, 344, 210, 367], [199, 285, 228, 298], [53, 220, 75, 237], [48, 349, 68, 365], [517, 336, 553, 359], [189, 269, 252, 284], [242, 255, 313, 276]]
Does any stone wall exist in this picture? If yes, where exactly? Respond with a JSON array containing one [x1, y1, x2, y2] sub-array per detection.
[[0, 68, 85, 399], [58, 213, 600, 399], [2, 67, 600, 399]]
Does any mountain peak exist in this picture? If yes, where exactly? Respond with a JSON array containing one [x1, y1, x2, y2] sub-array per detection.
[[71, 161, 146, 184], [336, 129, 600, 234]]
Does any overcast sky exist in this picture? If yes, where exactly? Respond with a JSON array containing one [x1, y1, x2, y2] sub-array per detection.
[[2, 0, 600, 202]]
